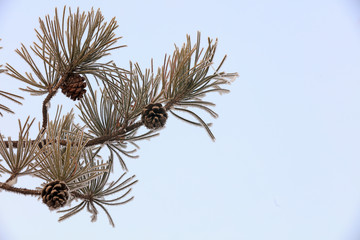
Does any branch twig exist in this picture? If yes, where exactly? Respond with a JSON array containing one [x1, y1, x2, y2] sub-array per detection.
[[5, 174, 18, 184], [0, 182, 100, 201], [0, 182, 41, 196], [4, 100, 175, 149], [41, 73, 69, 132], [3, 120, 144, 148], [2, 100, 182, 148]]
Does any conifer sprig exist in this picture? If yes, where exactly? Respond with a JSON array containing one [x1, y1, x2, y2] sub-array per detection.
[[0, 90, 24, 116], [58, 150, 137, 226], [162, 32, 238, 139], [0, 117, 47, 182], [0, 39, 24, 116], [6, 7, 124, 95], [77, 85, 158, 171], [6, 7, 125, 131], [0, 7, 237, 226], [34, 130, 107, 191], [99, 62, 163, 124]]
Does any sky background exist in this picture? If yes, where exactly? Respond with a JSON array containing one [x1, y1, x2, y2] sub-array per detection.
[[1, 0, 360, 239]]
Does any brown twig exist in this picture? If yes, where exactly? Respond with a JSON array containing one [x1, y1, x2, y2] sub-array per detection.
[[2, 100, 179, 149], [3, 96, 181, 149], [0, 182, 41, 196], [3, 97, 178, 149], [5, 174, 18, 184], [164, 99, 177, 110], [41, 73, 70, 132], [71, 191, 92, 201], [86, 120, 143, 146], [0, 182, 101, 201], [4, 121, 144, 148], [3, 138, 67, 148]]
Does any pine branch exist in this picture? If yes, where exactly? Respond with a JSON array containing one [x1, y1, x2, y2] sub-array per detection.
[[0, 117, 48, 179], [58, 160, 138, 226], [5, 174, 17, 184], [2, 120, 143, 149], [160, 32, 238, 139], [0, 182, 41, 196], [41, 72, 69, 131], [0, 181, 117, 201], [0, 39, 24, 116], [85, 121, 143, 146], [6, 7, 124, 131], [0, 7, 236, 226]]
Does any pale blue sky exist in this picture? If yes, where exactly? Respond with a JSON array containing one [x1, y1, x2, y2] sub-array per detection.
[[1, 0, 360, 239]]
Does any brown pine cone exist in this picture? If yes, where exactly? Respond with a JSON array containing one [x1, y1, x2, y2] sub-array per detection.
[[60, 73, 87, 101], [41, 180, 69, 209], [141, 103, 168, 129]]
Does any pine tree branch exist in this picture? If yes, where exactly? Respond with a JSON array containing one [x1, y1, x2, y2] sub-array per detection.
[[0, 181, 102, 201], [164, 95, 184, 111], [0, 182, 41, 196], [5, 174, 17, 184], [85, 120, 143, 146], [1, 97, 192, 150], [0, 6, 237, 226], [71, 191, 91, 200], [3, 120, 144, 148], [41, 73, 69, 132]]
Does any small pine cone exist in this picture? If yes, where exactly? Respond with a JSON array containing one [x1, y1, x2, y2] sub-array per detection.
[[60, 73, 87, 101], [141, 103, 168, 129], [41, 180, 69, 209]]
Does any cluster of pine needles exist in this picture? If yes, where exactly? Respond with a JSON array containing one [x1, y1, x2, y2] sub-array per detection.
[[0, 7, 237, 226]]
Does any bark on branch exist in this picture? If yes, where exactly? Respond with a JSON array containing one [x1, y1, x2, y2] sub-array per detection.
[[41, 73, 70, 132], [0, 182, 41, 196], [3, 99, 178, 149], [3, 120, 144, 148]]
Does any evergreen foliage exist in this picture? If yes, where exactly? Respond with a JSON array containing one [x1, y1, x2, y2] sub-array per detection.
[[0, 7, 237, 226]]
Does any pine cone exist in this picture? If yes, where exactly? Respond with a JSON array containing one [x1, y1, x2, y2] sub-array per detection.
[[60, 73, 87, 101], [41, 180, 69, 209], [141, 103, 168, 129]]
